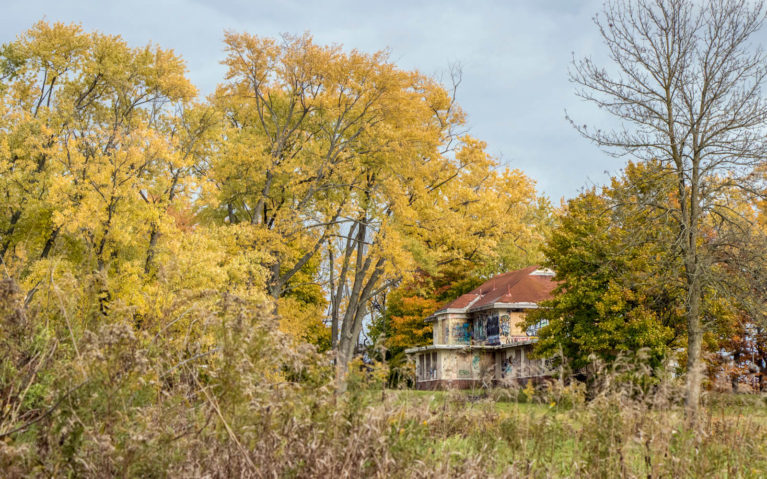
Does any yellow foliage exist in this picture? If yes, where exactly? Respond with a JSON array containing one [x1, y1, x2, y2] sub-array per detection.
[[0, 22, 541, 364], [277, 296, 330, 348]]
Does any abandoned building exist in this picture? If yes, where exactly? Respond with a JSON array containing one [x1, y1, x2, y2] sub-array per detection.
[[406, 266, 557, 389]]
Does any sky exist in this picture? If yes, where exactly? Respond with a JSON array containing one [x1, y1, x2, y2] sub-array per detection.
[[1, 0, 622, 201]]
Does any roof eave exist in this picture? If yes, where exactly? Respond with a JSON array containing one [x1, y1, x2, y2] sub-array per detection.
[[467, 302, 540, 313], [404, 344, 468, 354], [405, 339, 540, 354], [424, 308, 470, 322]]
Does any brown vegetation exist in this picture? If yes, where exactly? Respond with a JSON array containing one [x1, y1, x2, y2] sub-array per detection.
[[2, 279, 766, 477]]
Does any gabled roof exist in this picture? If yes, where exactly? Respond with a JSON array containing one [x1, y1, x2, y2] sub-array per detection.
[[437, 266, 556, 315]]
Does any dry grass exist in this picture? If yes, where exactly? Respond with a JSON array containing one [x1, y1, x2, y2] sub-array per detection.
[[2, 278, 766, 478]]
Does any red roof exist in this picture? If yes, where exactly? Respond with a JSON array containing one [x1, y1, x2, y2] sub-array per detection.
[[441, 266, 556, 311]]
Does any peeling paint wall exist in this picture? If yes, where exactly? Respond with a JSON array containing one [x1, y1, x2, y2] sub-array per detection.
[[414, 306, 552, 388], [497, 345, 552, 379], [447, 315, 470, 345], [433, 318, 442, 344], [501, 311, 529, 339], [456, 351, 472, 379], [421, 309, 532, 382], [434, 350, 496, 383], [469, 309, 531, 346], [418, 345, 552, 385], [420, 350, 460, 382]]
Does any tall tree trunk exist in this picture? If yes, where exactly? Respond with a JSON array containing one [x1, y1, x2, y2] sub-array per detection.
[[268, 260, 282, 299], [335, 218, 371, 392], [330, 223, 358, 352], [684, 156, 702, 418], [328, 247, 339, 349], [336, 300, 367, 393], [684, 275, 703, 417], [335, 261, 385, 393]]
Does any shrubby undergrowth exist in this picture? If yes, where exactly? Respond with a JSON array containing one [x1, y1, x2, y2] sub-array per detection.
[[2, 278, 766, 478]]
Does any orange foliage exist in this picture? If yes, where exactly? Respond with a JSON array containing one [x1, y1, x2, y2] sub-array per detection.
[[386, 296, 439, 350]]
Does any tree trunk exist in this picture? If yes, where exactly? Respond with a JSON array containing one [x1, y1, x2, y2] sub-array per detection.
[[684, 283, 703, 417], [328, 247, 339, 349], [0, 210, 22, 259], [335, 300, 367, 393], [40, 227, 59, 259], [268, 259, 282, 299], [144, 227, 158, 274]]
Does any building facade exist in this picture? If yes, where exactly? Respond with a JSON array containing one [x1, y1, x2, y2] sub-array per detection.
[[405, 266, 556, 389]]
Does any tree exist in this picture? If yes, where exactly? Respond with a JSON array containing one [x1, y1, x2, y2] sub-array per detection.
[[529, 162, 686, 372], [366, 276, 439, 385], [708, 212, 767, 391], [204, 32, 543, 387], [0, 22, 274, 339], [0, 23, 543, 392], [207, 32, 409, 302], [570, 0, 767, 415], [0, 22, 204, 314]]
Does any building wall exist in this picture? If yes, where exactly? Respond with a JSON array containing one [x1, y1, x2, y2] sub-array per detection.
[[447, 315, 470, 345], [415, 345, 552, 388], [469, 309, 532, 346], [433, 318, 443, 344], [416, 350, 442, 381], [431, 350, 469, 380], [428, 313, 470, 346], [504, 311, 529, 337], [413, 306, 552, 389], [418, 349, 496, 384], [497, 345, 551, 380]]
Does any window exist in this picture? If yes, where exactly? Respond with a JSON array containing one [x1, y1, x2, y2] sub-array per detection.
[[525, 319, 549, 337]]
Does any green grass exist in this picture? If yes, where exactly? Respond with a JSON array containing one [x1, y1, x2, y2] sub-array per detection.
[[356, 387, 767, 477], [374, 388, 568, 416]]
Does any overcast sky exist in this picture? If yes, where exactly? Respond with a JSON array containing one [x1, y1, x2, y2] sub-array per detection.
[[2, 0, 624, 201]]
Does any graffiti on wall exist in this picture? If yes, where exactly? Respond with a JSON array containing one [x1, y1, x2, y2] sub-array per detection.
[[452, 322, 470, 344], [472, 353, 480, 372], [525, 319, 549, 337], [501, 357, 512, 378], [475, 316, 486, 342], [500, 314, 510, 336], [486, 313, 500, 345], [500, 313, 512, 345]]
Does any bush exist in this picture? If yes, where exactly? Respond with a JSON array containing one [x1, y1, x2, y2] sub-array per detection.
[[2, 279, 767, 477]]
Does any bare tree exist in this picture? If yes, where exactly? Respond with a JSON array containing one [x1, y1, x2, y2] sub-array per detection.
[[570, 0, 767, 415]]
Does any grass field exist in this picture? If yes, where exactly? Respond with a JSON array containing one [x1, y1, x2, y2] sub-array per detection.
[[388, 388, 767, 420], [4, 286, 766, 477], [350, 387, 767, 477]]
